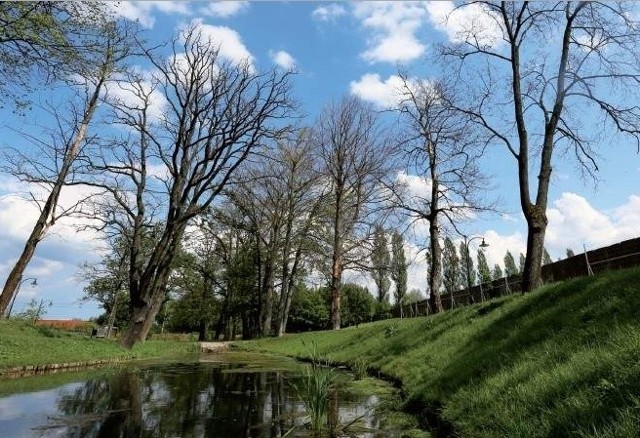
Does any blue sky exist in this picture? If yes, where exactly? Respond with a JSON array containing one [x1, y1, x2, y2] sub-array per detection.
[[0, 1, 638, 319]]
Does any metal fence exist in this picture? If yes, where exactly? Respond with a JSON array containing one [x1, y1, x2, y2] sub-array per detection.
[[394, 236, 640, 318]]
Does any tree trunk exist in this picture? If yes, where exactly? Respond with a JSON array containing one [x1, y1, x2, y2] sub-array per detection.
[[260, 251, 276, 337], [0, 62, 106, 315], [277, 244, 303, 336], [0, 224, 45, 315], [330, 185, 344, 330], [522, 207, 547, 292], [428, 220, 444, 313], [120, 296, 163, 348], [330, 250, 343, 330]]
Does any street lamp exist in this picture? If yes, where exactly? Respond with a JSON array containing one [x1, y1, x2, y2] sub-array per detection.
[[463, 236, 489, 302], [6, 277, 37, 318]]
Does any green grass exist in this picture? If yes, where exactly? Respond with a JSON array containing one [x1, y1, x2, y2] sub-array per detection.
[[238, 267, 640, 437], [0, 320, 198, 372]]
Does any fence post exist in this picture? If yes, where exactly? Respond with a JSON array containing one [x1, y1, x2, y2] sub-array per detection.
[[584, 244, 594, 276]]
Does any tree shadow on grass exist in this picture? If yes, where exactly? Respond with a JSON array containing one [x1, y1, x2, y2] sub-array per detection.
[[434, 267, 640, 435]]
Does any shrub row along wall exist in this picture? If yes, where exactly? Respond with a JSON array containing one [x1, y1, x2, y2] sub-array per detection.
[[395, 236, 640, 318]]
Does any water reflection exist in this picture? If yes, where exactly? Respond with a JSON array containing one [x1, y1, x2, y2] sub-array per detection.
[[0, 361, 385, 437]]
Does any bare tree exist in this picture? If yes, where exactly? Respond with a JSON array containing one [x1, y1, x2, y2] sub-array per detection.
[[314, 96, 390, 330], [0, 22, 134, 316], [441, 2, 640, 291], [271, 135, 328, 336], [82, 25, 293, 347], [223, 131, 329, 337], [391, 77, 490, 313]]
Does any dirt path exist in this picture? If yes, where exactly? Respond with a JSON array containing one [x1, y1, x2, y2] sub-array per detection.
[[199, 342, 231, 354]]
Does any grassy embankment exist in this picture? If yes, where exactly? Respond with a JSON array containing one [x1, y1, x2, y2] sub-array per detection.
[[0, 321, 198, 372], [240, 267, 640, 437]]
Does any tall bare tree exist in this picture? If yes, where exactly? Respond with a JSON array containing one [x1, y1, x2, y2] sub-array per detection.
[[391, 77, 490, 313], [441, 2, 640, 291], [0, 21, 134, 316], [223, 133, 326, 337], [271, 135, 328, 336], [315, 97, 390, 330], [82, 25, 293, 347]]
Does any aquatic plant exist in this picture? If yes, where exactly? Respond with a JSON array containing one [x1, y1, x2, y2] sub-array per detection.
[[300, 364, 335, 431], [352, 357, 368, 380]]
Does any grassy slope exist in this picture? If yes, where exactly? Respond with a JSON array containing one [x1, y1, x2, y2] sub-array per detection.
[[240, 267, 640, 437], [0, 321, 198, 371]]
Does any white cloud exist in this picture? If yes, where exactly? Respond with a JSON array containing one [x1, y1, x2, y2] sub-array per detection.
[[110, 1, 190, 29], [312, 3, 347, 22], [546, 192, 639, 253], [350, 73, 433, 110], [28, 259, 64, 278], [350, 73, 405, 109], [186, 19, 254, 68], [425, 1, 503, 46], [269, 50, 296, 70], [353, 2, 427, 63], [474, 192, 640, 266], [405, 242, 429, 297], [0, 180, 104, 251], [477, 230, 527, 269], [201, 1, 249, 18]]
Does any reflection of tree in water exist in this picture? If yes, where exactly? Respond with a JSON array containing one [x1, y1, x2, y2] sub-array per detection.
[[51, 372, 142, 437], [47, 364, 300, 438]]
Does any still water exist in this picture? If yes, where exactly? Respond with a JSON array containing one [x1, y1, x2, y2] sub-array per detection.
[[0, 354, 397, 437]]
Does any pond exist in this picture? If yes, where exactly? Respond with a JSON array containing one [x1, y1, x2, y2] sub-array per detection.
[[0, 352, 426, 437]]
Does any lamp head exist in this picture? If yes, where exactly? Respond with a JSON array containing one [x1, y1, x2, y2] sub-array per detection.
[[479, 238, 489, 248]]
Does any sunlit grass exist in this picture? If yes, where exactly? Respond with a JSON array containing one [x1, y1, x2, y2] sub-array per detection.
[[240, 267, 640, 437], [0, 320, 198, 371]]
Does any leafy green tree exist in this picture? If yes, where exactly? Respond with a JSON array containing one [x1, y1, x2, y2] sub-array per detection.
[[459, 241, 475, 289], [223, 239, 260, 340], [169, 247, 221, 341], [493, 264, 504, 281], [341, 283, 375, 327], [370, 225, 391, 303], [477, 250, 492, 284], [443, 237, 460, 295], [287, 284, 330, 332], [566, 248, 575, 258], [390, 231, 407, 307], [166, 288, 221, 335], [80, 226, 163, 333], [0, 2, 115, 107], [403, 288, 423, 305], [504, 251, 518, 277]]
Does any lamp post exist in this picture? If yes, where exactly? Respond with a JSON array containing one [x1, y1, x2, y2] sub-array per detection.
[[5, 277, 37, 318], [463, 236, 488, 302]]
